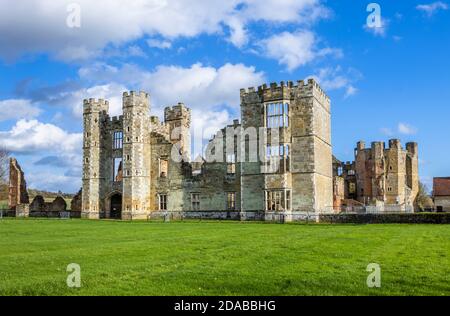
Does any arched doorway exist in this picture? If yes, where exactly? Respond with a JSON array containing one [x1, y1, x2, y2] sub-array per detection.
[[110, 193, 122, 219]]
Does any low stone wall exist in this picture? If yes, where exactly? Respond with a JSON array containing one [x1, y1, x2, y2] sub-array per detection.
[[149, 211, 251, 221], [319, 213, 450, 224], [30, 211, 81, 219]]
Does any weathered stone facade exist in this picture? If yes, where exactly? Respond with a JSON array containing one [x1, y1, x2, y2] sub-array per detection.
[[433, 177, 450, 212], [8, 158, 29, 211], [333, 140, 419, 211], [82, 79, 334, 220]]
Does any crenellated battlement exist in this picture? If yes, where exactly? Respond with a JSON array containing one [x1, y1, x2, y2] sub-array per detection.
[[123, 90, 150, 109], [83, 98, 109, 114], [122, 91, 149, 98], [164, 103, 191, 122], [240, 78, 330, 108]]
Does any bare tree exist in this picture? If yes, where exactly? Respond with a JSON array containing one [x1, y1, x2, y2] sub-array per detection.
[[0, 148, 9, 205], [416, 181, 434, 211], [0, 147, 9, 185]]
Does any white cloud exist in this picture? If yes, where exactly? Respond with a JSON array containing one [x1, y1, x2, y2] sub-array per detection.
[[26, 171, 81, 193], [0, 99, 41, 121], [398, 122, 418, 135], [363, 17, 390, 37], [0, 0, 329, 61], [147, 39, 172, 49], [309, 66, 361, 97], [416, 2, 448, 17], [381, 123, 418, 136], [142, 63, 265, 111], [0, 120, 82, 154], [76, 62, 265, 114], [71, 84, 128, 118], [258, 30, 341, 71], [380, 127, 394, 137]]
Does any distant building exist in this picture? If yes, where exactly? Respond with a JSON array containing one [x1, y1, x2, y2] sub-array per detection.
[[433, 177, 450, 212], [333, 140, 420, 212]]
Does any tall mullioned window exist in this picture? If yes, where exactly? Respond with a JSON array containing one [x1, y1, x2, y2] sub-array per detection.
[[265, 190, 291, 212], [113, 131, 123, 149], [266, 102, 289, 128], [226, 154, 236, 174], [227, 192, 236, 210], [191, 193, 200, 210], [159, 194, 168, 211], [265, 144, 291, 173]]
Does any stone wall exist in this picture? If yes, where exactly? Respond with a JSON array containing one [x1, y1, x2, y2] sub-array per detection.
[[30, 195, 67, 212], [434, 196, 450, 212], [81, 79, 334, 220], [8, 158, 29, 210], [336, 139, 419, 210]]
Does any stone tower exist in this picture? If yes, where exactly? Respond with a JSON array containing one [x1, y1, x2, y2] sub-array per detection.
[[8, 158, 29, 211], [239, 79, 333, 214], [353, 139, 419, 209], [82, 98, 109, 219], [406, 142, 419, 206], [122, 91, 152, 220], [164, 103, 192, 161]]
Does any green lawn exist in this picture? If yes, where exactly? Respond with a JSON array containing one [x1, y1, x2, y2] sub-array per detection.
[[0, 219, 449, 296]]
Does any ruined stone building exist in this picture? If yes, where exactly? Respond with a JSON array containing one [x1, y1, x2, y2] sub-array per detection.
[[8, 158, 30, 216], [81, 79, 333, 220], [5, 78, 422, 220], [333, 140, 419, 211]]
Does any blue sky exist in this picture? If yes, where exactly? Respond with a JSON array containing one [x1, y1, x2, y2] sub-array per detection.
[[0, 0, 449, 193]]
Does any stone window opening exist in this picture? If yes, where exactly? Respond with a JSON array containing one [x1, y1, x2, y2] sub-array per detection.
[[227, 192, 236, 210], [266, 102, 289, 129], [126, 154, 131, 161], [159, 194, 168, 211], [113, 158, 123, 182], [159, 158, 168, 178], [227, 154, 236, 175], [265, 190, 291, 212], [265, 144, 290, 173], [191, 193, 200, 211], [113, 131, 123, 149]]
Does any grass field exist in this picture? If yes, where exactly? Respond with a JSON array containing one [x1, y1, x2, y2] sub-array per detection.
[[0, 219, 449, 296]]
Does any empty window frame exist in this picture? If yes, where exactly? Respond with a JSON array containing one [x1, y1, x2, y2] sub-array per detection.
[[113, 131, 123, 149], [266, 102, 289, 128], [113, 158, 123, 182], [227, 192, 236, 210], [159, 194, 168, 211], [159, 158, 168, 178], [265, 190, 291, 212], [227, 154, 236, 174], [266, 144, 290, 158], [191, 193, 200, 211]]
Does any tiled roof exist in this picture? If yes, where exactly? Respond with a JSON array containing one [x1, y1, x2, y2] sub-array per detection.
[[433, 177, 450, 196]]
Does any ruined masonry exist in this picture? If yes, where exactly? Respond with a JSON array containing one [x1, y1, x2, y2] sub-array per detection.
[[82, 79, 334, 220], [333, 140, 419, 211], [8, 158, 30, 216]]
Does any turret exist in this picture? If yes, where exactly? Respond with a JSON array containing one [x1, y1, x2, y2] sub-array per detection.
[[164, 103, 191, 160], [121, 91, 151, 219], [81, 98, 109, 219]]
